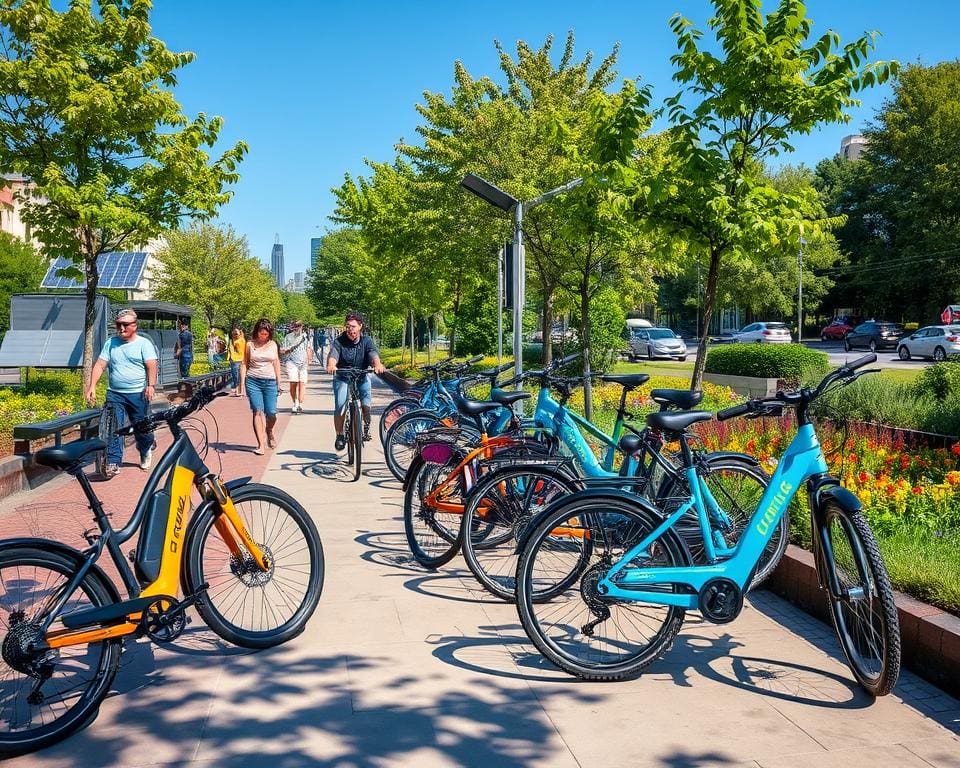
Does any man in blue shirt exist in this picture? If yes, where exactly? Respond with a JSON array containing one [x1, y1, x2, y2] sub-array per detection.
[[174, 320, 194, 378], [84, 308, 158, 477]]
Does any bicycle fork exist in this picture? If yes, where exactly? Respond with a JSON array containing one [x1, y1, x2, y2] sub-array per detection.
[[206, 478, 270, 571]]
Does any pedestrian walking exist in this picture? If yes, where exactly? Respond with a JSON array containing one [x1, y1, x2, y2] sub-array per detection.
[[228, 327, 246, 396], [280, 320, 312, 413], [84, 308, 158, 476], [207, 328, 226, 368], [315, 326, 328, 366], [240, 317, 281, 455], [174, 319, 193, 379]]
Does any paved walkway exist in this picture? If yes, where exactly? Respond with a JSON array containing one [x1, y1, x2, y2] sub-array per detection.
[[2, 368, 959, 767]]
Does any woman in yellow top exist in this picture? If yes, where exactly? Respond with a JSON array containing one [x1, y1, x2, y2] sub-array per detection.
[[228, 327, 246, 396]]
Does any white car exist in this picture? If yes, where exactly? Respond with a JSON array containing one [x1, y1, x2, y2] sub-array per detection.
[[896, 325, 960, 361], [629, 328, 688, 360], [731, 322, 792, 344]]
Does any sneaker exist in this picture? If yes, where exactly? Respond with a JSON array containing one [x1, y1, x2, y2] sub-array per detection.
[[363, 425, 372, 442], [335, 434, 346, 451], [139, 447, 154, 470], [105, 464, 121, 478], [293, 401, 301, 413]]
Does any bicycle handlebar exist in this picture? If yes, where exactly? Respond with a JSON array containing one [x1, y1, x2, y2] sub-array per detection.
[[116, 386, 228, 435]]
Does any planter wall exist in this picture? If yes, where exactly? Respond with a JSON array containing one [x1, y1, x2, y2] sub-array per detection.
[[703, 372, 779, 398]]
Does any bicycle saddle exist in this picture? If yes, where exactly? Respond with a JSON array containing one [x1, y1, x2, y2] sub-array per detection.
[[645, 410, 712, 434], [454, 395, 503, 417], [599, 373, 650, 390], [489, 388, 531, 406], [35, 438, 107, 470], [618, 433, 643, 453], [650, 389, 703, 410]]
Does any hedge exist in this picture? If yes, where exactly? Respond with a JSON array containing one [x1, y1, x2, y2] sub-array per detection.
[[705, 344, 830, 384]]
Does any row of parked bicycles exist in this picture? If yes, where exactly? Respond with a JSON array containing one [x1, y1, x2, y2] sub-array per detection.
[[381, 353, 901, 695]]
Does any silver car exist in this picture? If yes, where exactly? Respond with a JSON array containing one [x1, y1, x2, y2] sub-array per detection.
[[629, 328, 688, 361], [731, 321, 792, 344], [896, 325, 960, 361]]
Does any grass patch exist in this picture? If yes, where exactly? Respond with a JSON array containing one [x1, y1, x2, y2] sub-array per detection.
[[879, 530, 960, 614]]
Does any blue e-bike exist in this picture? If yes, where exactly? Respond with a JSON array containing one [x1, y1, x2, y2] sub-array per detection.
[[515, 353, 900, 697]]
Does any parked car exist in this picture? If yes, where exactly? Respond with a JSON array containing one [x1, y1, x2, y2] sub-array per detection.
[[629, 327, 687, 361], [820, 319, 854, 341], [730, 322, 792, 344], [896, 325, 960, 361], [844, 321, 904, 352]]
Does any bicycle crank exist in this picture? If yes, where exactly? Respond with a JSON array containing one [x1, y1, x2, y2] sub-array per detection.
[[698, 577, 743, 624], [141, 598, 187, 642]]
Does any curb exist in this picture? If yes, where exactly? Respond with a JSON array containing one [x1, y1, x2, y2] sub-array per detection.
[[764, 544, 960, 698]]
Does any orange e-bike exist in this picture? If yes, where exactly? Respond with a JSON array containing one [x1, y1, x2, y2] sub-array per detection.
[[0, 387, 324, 757]]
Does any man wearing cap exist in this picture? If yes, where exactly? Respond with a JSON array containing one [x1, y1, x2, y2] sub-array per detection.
[[280, 320, 312, 413], [84, 308, 158, 477]]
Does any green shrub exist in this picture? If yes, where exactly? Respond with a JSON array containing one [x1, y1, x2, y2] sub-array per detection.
[[812, 375, 931, 431], [705, 344, 829, 384], [915, 360, 960, 401]]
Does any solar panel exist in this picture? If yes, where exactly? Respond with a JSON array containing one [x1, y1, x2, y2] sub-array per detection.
[[40, 252, 148, 289]]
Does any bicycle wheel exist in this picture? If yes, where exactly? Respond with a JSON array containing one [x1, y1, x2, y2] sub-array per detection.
[[186, 483, 325, 649], [658, 457, 781, 589], [820, 502, 901, 696], [461, 465, 578, 600], [345, 406, 355, 465], [384, 410, 443, 481], [350, 399, 363, 482], [516, 495, 689, 681], [95, 403, 118, 478], [379, 397, 421, 445], [403, 456, 464, 569], [0, 546, 122, 757]]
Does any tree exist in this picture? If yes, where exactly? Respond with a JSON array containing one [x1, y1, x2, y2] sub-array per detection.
[[595, 0, 897, 389], [281, 292, 318, 327], [825, 61, 960, 321], [0, 0, 246, 385], [0, 232, 46, 333], [305, 228, 377, 321], [152, 223, 282, 330]]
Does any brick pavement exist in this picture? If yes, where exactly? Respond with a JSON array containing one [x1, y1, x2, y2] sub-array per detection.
[[2, 368, 959, 767]]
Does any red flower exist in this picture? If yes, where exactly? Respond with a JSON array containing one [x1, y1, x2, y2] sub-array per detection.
[[858, 471, 870, 485], [848, 454, 859, 464], [952, 443, 960, 457], [911, 486, 924, 495]]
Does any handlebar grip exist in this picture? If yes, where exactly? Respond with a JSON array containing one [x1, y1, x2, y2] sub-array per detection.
[[553, 353, 580, 369], [845, 352, 877, 371], [716, 402, 752, 421], [494, 361, 513, 375]]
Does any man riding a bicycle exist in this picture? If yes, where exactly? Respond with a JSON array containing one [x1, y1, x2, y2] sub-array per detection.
[[326, 311, 385, 449]]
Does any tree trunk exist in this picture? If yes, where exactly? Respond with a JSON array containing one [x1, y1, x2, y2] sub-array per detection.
[[691, 248, 722, 392], [541, 291, 554, 367], [580, 283, 593, 422], [81, 239, 99, 389]]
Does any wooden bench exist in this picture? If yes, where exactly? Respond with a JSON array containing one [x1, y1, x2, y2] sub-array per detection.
[[176, 370, 232, 399], [13, 408, 101, 455]]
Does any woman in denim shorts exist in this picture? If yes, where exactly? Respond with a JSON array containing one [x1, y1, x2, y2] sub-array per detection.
[[240, 318, 281, 455]]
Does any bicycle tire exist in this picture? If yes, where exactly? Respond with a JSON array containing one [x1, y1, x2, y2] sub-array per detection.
[[820, 501, 901, 696], [345, 406, 355, 467], [185, 483, 325, 649], [657, 457, 781, 589], [0, 545, 122, 757], [460, 464, 579, 600], [384, 409, 443, 481], [402, 456, 463, 569], [95, 403, 118, 479], [516, 495, 689, 681], [350, 399, 363, 482], [379, 397, 421, 445]]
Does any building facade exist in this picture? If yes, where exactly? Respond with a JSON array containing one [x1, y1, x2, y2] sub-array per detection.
[[310, 237, 321, 270], [271, 240, 284, 287], [841, 134, 868, 161]]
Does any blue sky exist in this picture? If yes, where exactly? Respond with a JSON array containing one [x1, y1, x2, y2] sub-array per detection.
[[149, 1, 960, 278]]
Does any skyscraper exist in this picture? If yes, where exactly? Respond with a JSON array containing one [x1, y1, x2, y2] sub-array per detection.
[[271, 236, 284, 287], [310, 237, 321, 270]]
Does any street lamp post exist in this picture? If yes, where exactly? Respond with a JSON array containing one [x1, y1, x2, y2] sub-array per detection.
[[460, 173, 583, 395]]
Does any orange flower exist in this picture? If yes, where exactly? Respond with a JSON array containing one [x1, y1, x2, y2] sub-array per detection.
[[912, 486, 924, 495], [858, 471, 870, 484], [951, 443, 960, 457], [848, 454, 859, 464]]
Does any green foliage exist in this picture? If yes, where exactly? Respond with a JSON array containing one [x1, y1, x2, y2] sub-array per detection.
[[281, 292, 319, 327], [813, 375, 931, 430], [453, 291, 498, 357], [593, 0, 897, 388], [0, 232, 46, 333], [915, 361, 960, 402], [306, 229, 375, 319], [152, 223, 283, 330], [585, 286, 626, 373], [0, 0, 246, 381], [705, 344, 829, 384]]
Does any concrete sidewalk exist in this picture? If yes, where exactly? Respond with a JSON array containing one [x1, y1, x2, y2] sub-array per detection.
[[5, 368, 960, 767]]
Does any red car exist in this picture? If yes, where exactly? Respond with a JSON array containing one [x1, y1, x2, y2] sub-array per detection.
[[820, 320, 854, 341]]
